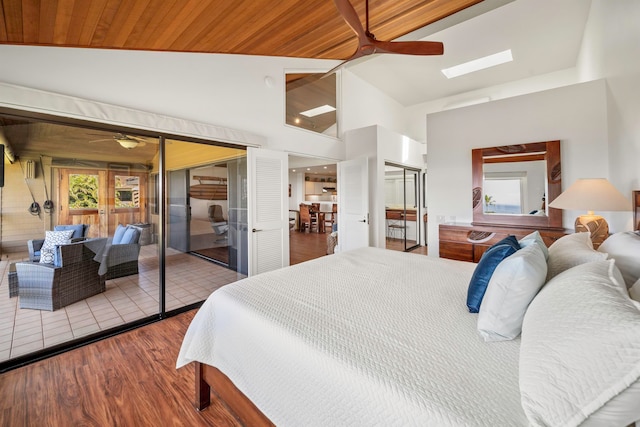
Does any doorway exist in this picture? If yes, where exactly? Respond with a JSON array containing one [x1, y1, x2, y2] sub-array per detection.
[[57, 168, 148, 238], [288, 155, 337, 264]]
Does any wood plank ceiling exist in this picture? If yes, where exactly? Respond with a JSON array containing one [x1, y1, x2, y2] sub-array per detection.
[[0, 0, 481, 60]]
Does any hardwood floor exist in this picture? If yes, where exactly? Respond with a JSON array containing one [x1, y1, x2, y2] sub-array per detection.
[[0, 310, 241, 426], [385, 238, 429, 255], [289, 230, 428, 264], [289, 229, 331, 265]]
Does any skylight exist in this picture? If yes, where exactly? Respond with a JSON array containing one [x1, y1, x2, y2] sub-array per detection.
[[441, 49, 513, 79], [300, 104, 336, 117]]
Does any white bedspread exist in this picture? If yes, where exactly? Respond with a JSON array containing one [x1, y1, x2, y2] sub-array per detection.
[[177, 247, 528, 426]]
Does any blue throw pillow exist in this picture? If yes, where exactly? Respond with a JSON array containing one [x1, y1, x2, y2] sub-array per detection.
[[119, 227, 139, 245], [55, 224, 85, 239], [112, 224, 127, 245], [466, 235, 520, 313]]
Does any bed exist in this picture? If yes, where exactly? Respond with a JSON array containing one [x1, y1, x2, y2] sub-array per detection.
[[177, 198, 640, 427]]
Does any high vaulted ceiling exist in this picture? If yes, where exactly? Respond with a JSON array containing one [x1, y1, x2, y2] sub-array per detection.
[[0, 0, 596, 125], [0, 0, 480, 60], [0, 0, 601, 174]]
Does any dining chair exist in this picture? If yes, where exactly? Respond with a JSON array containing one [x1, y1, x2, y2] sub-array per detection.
[[320, 202, 334, 230], [299, 204, 318, 232]]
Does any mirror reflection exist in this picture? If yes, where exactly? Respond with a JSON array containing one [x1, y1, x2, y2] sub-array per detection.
[[482, 159, 547, 216], [384, 163, 420, 252]]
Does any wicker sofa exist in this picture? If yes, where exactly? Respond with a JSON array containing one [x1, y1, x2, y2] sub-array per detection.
[[15, 238, 107, 311], [27, 224, 90, 262]]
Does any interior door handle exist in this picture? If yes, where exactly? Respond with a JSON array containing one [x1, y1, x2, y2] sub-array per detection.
[[252, 228, 262, 232], [358, 219, 366, 223]]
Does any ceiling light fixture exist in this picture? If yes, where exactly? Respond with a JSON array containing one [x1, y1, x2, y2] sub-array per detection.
[[117, 138, 139, 149], [300, 105, 336, 117], [441, 49, 513, 79]]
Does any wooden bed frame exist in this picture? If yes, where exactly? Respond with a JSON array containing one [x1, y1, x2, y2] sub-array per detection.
[[193, 191, 640, 424], [195, 362, 273, 426]]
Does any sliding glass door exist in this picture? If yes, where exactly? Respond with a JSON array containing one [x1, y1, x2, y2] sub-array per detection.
[[0, 109, 248, 371]]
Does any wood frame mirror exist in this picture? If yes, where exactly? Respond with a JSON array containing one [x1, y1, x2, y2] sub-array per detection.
[[472, 140, 563, 230]]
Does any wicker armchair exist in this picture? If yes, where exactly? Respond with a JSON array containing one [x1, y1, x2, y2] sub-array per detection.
[[16, 238, 107, 311], [98, 229, 141, 280], [27, 224, 90, 262]]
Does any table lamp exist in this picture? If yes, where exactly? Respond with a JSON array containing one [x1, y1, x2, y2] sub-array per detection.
[[548, 178, 630, 247]]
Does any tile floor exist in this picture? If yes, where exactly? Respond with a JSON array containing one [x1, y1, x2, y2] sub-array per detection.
[[0, 245, 245, 363]]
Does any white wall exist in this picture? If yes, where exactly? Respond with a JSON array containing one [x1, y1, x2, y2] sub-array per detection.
[[426, 80, 610, 256], [576, 0, 640, 225], [341, 70, 407, 138]]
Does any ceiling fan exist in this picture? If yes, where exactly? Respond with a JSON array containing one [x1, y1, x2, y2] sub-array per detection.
[[327, 0, 444, 75], [89, 133, 149, 149]]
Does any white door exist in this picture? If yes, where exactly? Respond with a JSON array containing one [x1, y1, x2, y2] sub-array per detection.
[[247, 147, 290, 276], [337, 156, 369, 252]]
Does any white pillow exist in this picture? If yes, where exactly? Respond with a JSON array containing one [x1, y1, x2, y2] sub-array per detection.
[[546, 232, 607, 280], [477, 243, 547, 341], [39, 229, 74, 264], [520, 260, 640, 427], [597, 231, 640, 288], [518, 230, 549, 260]]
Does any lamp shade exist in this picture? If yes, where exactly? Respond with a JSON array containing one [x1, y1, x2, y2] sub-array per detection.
[[548, 178, 629, 212]]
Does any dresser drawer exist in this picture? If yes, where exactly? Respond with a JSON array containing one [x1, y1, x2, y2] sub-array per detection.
[[439, 241, 473, 262]]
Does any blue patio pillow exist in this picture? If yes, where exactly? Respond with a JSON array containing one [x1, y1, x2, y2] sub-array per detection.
[[54, 224, 86, 239], [466, 235, 520, 313], [119, 227, 139, 245], [112, 224, 127, 245]]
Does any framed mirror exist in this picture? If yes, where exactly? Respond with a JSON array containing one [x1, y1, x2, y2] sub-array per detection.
[[472, 140, 562, 230]]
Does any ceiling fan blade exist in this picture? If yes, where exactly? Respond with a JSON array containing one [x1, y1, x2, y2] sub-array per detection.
[[373, 40, 444, 56], [321, 48, 369, 78], [333, 0, 367, 39], [322, 61, 348, 79]]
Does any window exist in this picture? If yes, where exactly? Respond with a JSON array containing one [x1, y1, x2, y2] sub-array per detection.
[[285, 72, 338, 137], [115, 175, 140, 208], [483, 173, 526, 214], [68, 173, 99, 209]]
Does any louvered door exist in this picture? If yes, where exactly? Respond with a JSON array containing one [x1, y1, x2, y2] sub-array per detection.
[[247, 147, 289, 275]]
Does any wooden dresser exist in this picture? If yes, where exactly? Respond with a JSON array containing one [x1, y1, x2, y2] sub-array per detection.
[[439, 223, 568, 263]]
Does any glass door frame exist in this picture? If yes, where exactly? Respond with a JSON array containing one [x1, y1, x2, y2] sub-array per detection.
[[385, 162, 421, 252]]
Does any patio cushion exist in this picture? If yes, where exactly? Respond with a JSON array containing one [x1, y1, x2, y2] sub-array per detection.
[[39, 230, 74, 265], [120, 227, 139, 245], [112, 224, 127, 244], [54, 224, 86, 239]]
